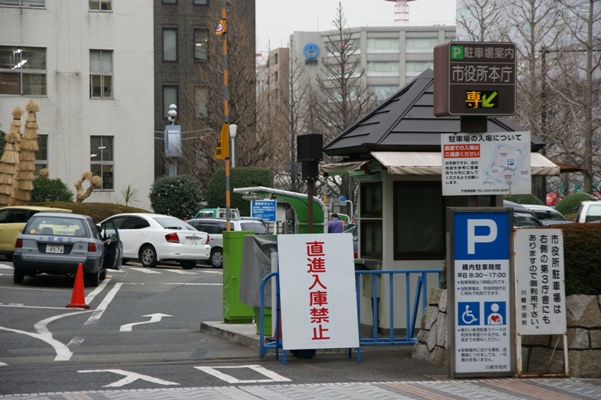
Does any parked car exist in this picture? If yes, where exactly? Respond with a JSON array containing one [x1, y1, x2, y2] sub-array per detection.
[[575, 201, 601, 223], [12, 212, 122, 287], [100, 213, 210, 269], [187, 218, 269, 268], [193, 207, 240, 219], [0, 205, 72, 261], [522, 204, 573, 225], [503, 200, 543, 228]]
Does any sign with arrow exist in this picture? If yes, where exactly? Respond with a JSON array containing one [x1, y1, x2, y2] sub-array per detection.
[[119, 313, 172, 332], [434, 41, 516, 116]]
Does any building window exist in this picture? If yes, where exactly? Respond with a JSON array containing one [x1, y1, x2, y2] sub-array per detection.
[[0, 46, 46, 95], [90, 50, 113, 98], [274, 53, 279, 65], [163, 85, 178, 118], [406, 61, 434, 73], [405, 37, 439, 53], [366, 61, 399, 74], [163, 29, 177, 62], [193, 29, 208, 61], [193, 0, 208, 4], [162, 0, 176, 3], [367, 38, 399, 51], [0, 0, 45, 6], [370, 85, 398, 100], [89, 0, 111, 10], [194, 87, 208, 118], [34, 134, 48, 175], [90, 136, 114, 190]]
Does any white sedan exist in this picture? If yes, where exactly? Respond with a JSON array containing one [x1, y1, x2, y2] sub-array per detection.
[[100, 213, 210, 269]]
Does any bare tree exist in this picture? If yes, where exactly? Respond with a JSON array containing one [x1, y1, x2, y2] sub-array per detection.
[[306, 2, 378, 205], [456, 0, 511, 41]]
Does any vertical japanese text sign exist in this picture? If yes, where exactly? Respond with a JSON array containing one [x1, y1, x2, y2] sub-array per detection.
[[277, 234, 359, 350], [447, 208, 515, 378], [514, 229, 566, 336], [434, 42, 516, 116]]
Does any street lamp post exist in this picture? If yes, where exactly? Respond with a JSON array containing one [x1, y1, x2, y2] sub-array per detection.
[[229, 124, 237, 168]]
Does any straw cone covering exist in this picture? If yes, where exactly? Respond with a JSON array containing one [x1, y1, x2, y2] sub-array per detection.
[[0, 106, 23, 206], [14, 100, 40, 205]]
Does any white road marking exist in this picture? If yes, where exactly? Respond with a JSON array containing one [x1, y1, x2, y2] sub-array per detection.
[[79, 369, 179, 387], [0, 304, 78, 310], [0, 362, 7, 366], [163, 269, 196, 275], [195, 365, 291, 384], [129, 267, 161, 274], [119, 313, 172, 332], [0, 264, 13, 269], [67, 282, 123, 350], [85, 277, 111, 305], [0, 311, 90, 361]]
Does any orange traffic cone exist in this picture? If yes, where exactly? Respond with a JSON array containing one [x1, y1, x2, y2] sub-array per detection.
[[66, 263, 90, 309]]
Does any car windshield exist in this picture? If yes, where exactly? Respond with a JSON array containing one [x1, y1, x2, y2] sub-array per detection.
[[240, 222, 269, 234], [153, 216, 194, 230], [26, 216, 87, 237]]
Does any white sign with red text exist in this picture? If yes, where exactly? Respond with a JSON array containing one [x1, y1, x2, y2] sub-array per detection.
[[277, 234, 359, 350], [442, 131, 531, 196]]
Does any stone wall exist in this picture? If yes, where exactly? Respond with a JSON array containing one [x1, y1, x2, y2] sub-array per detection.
[[412, 289, 601, 378]]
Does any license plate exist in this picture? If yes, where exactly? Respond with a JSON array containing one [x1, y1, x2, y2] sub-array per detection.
[[46, 244, 64, 254]]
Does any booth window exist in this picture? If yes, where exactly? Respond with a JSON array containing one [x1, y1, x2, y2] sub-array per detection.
[[393, 182, 468, 260], [360, 182, 382, 259]]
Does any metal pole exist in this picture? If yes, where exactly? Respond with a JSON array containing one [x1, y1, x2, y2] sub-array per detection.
[[221, 0, 231, 231]]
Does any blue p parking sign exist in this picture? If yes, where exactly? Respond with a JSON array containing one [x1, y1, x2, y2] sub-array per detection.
[[448, 208, 513, 377]]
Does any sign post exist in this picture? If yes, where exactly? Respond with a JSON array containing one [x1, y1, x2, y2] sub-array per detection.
[[447, 208, 515, 378]]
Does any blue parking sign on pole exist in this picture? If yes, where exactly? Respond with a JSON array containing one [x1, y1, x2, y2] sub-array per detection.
[[251, 200, 277, 222], [447, 208, 514, 378]]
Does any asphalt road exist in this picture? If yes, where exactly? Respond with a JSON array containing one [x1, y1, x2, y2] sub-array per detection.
[[0, 260, 448, 396]]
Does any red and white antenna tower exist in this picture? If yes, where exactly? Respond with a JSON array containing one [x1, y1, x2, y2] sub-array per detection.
[[385, 0, 416, 26]]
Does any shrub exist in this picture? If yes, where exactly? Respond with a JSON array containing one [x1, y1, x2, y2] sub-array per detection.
[[149, 175, 202, 220], [504, 194, 544, 205], [555, 192, 595, 215], [31, 176, 74, 202], [206, 167, 273, 216]]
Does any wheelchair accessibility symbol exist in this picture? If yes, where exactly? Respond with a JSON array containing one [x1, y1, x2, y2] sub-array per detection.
[[458, 302, 480, 326]]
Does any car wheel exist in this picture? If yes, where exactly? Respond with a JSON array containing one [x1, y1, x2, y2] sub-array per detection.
[[86, 269, 100, 287], [140, 245, 158, 268], [13, 269, 24, 284], [180, 260, 196, 269], [210, 248, 223, 269]]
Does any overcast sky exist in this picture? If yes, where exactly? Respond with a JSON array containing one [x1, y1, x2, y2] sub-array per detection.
[[256, 0, 457, 53]]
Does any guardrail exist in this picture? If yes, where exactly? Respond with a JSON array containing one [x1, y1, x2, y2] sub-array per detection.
[[258, 268, 443, 363]]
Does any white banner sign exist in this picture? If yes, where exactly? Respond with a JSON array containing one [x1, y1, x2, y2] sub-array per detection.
[[442, 131, 531, 196], [277, 234, 359, 350], [514, 229, 566, 335]]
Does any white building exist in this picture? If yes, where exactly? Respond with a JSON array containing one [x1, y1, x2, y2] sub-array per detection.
[[290, 25, 456, 101], [0, 0, 154, 209]]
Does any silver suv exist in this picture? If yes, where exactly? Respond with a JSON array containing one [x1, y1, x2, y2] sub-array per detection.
[[187, 218, 269, 268]]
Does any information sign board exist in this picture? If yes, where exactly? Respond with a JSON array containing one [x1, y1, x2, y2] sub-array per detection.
[[434, 42, 516, 116], [441, 131, 531, 196], [514, 229, 566, 335], [277, 234, 359, 350], [251, 199, 277, 222], [448, 209, 514, 378]]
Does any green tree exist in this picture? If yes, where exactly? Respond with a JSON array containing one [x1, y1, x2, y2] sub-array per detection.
[[149, 175, 202, 220], [206, 167, 272, 216], [31, 176, 74, 202]]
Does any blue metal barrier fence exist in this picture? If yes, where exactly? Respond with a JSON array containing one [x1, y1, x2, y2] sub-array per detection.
[[259, 268, 443, 362]]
